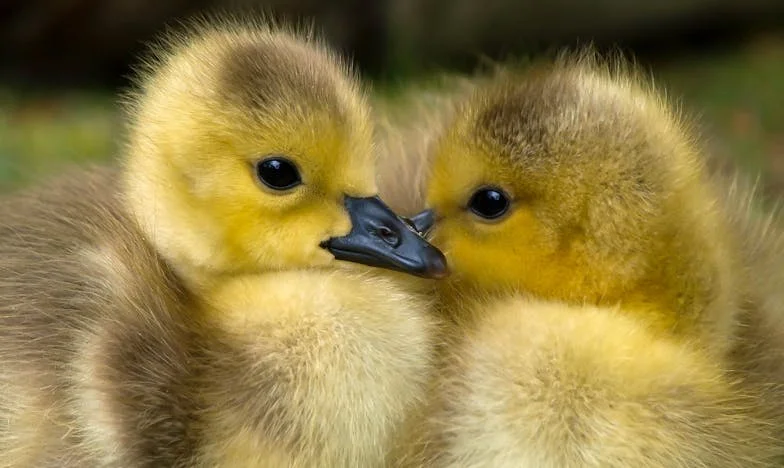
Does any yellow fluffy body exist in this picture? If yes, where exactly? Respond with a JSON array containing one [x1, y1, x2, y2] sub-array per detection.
[[402, 299, 776, 468], [196, 271, 435, 466]]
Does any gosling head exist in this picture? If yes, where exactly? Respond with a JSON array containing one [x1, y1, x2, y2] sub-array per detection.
[[424, 56, 724, 307], [123, 21, 447, 285]]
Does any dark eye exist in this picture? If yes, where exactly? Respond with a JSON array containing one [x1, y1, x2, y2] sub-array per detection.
[[255, 156, 301, 191], [468, 187, 510, 220]]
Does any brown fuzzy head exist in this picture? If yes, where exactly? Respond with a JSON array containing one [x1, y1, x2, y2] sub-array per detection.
[[122, 19, 377, 283], [426, 55, 730, 328]]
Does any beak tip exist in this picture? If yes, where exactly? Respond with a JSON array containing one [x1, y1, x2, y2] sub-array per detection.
[[421, 250, 450, 279]]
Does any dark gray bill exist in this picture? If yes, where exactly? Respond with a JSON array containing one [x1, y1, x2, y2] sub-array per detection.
[[320, 196, 448, 279], [405, 209, 436, 236]]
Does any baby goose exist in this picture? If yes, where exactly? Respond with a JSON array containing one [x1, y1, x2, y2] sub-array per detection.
[[395, 56, 784, 466], [0, 19, 447, 467]]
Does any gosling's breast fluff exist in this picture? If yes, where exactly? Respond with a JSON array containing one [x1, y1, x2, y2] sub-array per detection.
[[389, 54, 784, 467], [0, 17, 446, 467]]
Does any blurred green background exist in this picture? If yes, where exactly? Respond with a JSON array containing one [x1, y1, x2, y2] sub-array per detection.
[[1, 0, 783, 194]]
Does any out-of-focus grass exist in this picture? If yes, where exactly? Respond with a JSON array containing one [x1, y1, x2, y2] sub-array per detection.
[[658, 35, 784, 192], [1, 34, 782, 193], [0, 90, 119, 191]]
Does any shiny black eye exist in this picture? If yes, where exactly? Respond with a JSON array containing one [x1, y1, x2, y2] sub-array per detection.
[[468, 187, 510, 220], [255, 157, 301, 191]]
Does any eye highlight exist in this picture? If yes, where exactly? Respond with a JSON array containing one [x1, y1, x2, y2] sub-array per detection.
[[468, 187, 510, 220], [255, 156, 301, 191]]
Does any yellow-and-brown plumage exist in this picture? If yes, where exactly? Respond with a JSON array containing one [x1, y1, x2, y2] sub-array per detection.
[[386, 54, 784, 467], [1, 17, 446, 467]]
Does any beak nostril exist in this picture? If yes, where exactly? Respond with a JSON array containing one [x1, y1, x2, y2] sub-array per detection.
[[376, 226, 400, 247]]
